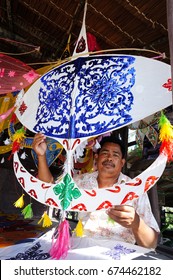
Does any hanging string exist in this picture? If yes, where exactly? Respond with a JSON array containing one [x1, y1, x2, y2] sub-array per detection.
[[124, 0, 167, 31], [0, 49, 40, 56], [21, 1, 68, 34], [88, 3, 145, 45], [0, 38, 40, 49], [27, 47, 165, 67]]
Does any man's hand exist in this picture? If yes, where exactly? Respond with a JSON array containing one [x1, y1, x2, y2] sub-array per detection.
[[107, 205, 140, 229], [32, 133, 47, 156]]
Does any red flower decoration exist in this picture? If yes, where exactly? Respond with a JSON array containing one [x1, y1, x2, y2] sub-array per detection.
[[18, 177, 25, 189], [45, 198, 58, 207], [71, 203, 87, 211], [84, 189, 97, 196], [144, 176, 159, 192], [121, 192, 139, 204], [106, 186, 121, 193], [162, 78, 172, 91], [96, 201, 112, 210], [28, 189, 38, 199], [19, 101, 27, 115], [125, 178, 142, 186]]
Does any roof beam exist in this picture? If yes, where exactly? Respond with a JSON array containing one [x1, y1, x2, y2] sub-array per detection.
[[5, 0, 14, 33]]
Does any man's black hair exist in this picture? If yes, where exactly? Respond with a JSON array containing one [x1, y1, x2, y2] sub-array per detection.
[[98, 135, 126, 158]]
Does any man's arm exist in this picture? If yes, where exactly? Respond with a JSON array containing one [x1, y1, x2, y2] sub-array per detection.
[[32, 133, 54, 183], [37, 154, 54, 183], [107, 205, 158, 248], [131, 213, 158, 248]]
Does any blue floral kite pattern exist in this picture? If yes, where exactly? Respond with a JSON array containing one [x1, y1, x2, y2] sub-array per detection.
[[104, 244, 136, 260], [33, 55, 135, 139]]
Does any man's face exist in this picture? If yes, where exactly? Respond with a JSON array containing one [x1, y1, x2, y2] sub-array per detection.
[[95, 142, 125, 176]]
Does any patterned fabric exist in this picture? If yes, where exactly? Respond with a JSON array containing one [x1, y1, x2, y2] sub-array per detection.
[[0, 229, 153, 260], [74, 172, 160, 244]]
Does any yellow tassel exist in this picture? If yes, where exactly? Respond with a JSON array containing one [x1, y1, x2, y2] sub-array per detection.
[[13, 194, 25, 208], [37, 211, 52, 228], [74, 219, 84, 237]]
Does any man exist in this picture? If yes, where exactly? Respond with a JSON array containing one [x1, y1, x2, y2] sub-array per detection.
[[32, 133, 159, 248]]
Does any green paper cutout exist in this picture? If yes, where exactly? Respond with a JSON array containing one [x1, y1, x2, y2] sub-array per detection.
[[53, 173, 81, 210]]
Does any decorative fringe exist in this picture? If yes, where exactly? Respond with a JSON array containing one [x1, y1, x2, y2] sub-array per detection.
[[13, 194, 25, 208], [12, 126, 26, 145], [38, 211, 52, 228], [49, 219, 70, 259], [21, 203, 33, 219], [74, 219, 84, 237], [159, 112, 173, 161], [159, 112, 173, 141], [8, 126, 26, 159], [10, 113, 17, 123]]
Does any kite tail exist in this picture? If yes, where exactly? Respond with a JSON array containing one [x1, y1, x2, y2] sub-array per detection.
[[159, 111, 173, 161], [49, 219, 71, 259]]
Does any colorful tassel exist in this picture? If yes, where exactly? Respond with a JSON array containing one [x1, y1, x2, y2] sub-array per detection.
[[159, 112, 173, 142], [159, 112, 173, 161], [21, 203, 33, 219], [12, 126, 26, 148], [74, 219, 84, 237], [49, 219, 70, 259], [10, 113, 17, 124], [37, 211, 52, 228], [8, 126, 26, 159], [13, 194, 25, 208]]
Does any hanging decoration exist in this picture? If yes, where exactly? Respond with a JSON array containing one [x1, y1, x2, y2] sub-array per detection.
[[10, 126, 26, 157], [21, 203, 33, 219], [14, 54, 172, 145], [12, 1, 173, 259], [13, 194, 25, 208], [37, 211, 53, 228], [129, 113, 160, 149], [0, 54, 40, 94], [49, 219, 71, 259], [13, 149, 167, 212], [73, 219, 84, 237], [159, 112, 173, 161], [72, 2, 88, 57]]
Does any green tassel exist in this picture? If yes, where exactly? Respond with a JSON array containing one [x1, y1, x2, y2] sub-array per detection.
[[107, 216, 115, 224], [21, 203, 33, 219]]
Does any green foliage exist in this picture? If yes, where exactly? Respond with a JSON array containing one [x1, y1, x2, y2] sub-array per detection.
[[162, 207, 173, 232]]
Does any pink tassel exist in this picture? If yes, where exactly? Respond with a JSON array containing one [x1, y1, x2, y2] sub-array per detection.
[[49, 219, 70, 259]]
